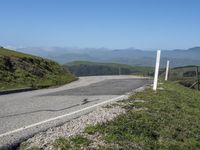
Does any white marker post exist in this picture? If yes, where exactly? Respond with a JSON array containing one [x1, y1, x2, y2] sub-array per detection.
[[153, 50, 161, 91], [165, 60, 170, 81]]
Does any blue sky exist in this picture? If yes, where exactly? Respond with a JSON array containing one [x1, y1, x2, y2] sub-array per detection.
[[0, 0, 200, 50]]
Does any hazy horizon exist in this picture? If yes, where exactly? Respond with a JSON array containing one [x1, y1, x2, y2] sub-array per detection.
[[3, 45, 200, 52]]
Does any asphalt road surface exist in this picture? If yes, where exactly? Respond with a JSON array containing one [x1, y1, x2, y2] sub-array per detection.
[[0, 75, 152, 149]]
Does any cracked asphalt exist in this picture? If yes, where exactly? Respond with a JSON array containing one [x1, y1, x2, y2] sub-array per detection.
[[0, 75, 152, 148]]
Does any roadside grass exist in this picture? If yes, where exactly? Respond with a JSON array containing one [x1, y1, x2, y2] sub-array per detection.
[[82, 81, 200, 149], [0, 74, 77, 90], [53, 135, 91, 150], [18, 144, 39, 150]]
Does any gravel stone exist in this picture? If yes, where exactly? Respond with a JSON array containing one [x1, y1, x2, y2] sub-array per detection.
[[23, 105, 126, 149]]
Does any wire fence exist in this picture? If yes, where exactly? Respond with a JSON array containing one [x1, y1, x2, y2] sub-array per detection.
[[168, 66, 200, 90]]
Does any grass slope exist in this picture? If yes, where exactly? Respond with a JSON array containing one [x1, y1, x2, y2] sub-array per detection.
[[0, 47, 34, 58], [64, 61, 154, 76], [84, 82, 200, 149], [0, 47, 77, 90], [52, 81, 200, 149]]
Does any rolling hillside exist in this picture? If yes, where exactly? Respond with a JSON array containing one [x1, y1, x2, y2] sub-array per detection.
[[0, 47, 77, 90], [17, 47, 200, 67], [64, 61, 154, 76]]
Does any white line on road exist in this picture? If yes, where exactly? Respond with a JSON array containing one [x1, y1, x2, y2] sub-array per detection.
[[0, 95, 127, 138]]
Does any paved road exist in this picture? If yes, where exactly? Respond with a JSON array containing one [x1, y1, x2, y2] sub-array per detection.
[[0, 75, 152, 148]]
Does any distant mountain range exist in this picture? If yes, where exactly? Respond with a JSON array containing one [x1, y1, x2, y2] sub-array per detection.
[[16, 47, 200, 67]]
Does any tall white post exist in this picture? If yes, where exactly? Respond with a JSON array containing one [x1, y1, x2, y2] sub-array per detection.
[[153, 50, 161, 91], [165, 60, 170, 81]]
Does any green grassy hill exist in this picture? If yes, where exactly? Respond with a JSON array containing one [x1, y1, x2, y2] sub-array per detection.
[[0, 47, 77, 90], [64, 61, 154, 76]]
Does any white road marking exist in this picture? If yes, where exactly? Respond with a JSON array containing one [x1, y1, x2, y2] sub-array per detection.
[[0, 95, 127, 138]]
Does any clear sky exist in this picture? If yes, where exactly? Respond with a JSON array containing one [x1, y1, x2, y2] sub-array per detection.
[[0, 0, 200, 50]]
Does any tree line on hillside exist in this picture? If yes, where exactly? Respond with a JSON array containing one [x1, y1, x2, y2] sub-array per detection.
[[64, 62, 154, 77]]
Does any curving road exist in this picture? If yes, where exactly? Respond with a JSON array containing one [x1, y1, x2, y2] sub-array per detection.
[[0, 75, 152, 149]]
